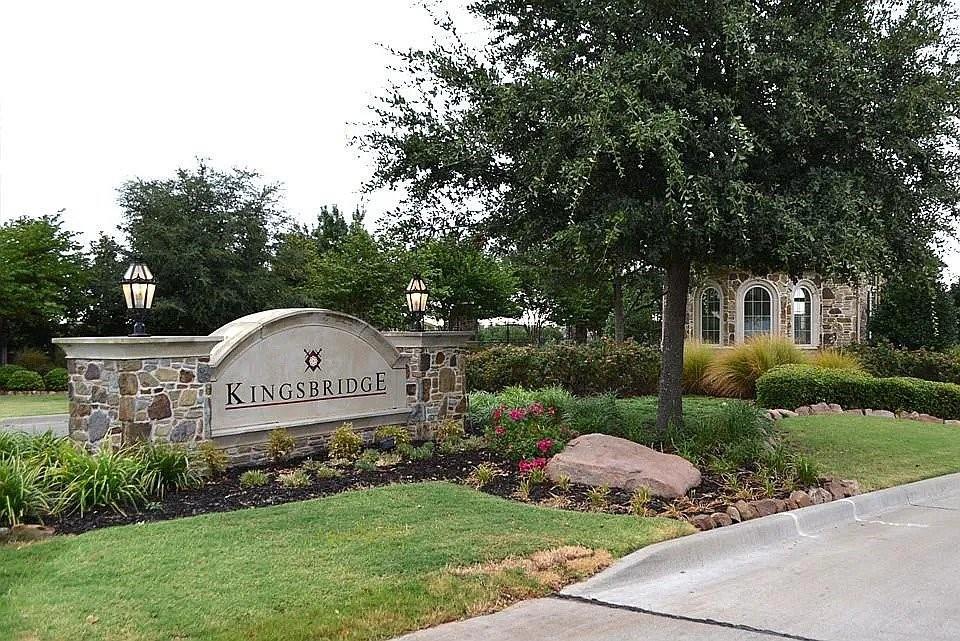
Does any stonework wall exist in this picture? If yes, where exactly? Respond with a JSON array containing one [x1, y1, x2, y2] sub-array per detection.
[[393, 341, 469, 439], [67, 357, 208, 449], [685, 269, 872, 347]]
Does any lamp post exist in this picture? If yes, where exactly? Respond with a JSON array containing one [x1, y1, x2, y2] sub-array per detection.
[[120, 261, 157, 337], [405, 274, 429, 332]]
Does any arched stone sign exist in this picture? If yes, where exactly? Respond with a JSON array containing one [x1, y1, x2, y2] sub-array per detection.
[[206, 309, 409, 438]]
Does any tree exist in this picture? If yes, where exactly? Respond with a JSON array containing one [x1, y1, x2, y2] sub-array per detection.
[[118, 161, 285, 334], [416, 237, 519, 329], [72, 233, 133, 337], [0, 214, 85, 362], [872, 256, 958, 350], [363, 0, 960, 431]]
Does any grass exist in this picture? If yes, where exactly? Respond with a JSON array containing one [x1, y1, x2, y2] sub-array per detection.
[[0, 393, 67, 419], [781, 415, 960, 491], [0, 482, 690, 641], [618, 395, 730, 436]]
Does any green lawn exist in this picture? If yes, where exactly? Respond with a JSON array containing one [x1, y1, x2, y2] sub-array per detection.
[[0, 393, 67, 419], [0, 482, 690, 641], [781, 415, 960, 491]]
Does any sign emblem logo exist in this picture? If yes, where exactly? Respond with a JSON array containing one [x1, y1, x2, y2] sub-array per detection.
[[304, 348, 323, 372]]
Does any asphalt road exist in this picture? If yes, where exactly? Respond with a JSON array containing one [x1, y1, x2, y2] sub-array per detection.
[[397, 481, 960, 641], [0, 414, 68, 436]]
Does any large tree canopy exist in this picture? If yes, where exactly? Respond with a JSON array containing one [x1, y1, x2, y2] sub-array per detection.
[[363, 0, 960, 429]]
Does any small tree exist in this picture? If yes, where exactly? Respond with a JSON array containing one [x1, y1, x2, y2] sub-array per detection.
[[871, 258, 958, 350]]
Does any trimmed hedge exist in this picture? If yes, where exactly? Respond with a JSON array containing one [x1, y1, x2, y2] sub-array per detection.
[[850, 343, 960, 384], [5, 369, 46, 392], [43, 367, 69, 392], [467, 340, 660, 396], [756, 364, 960, 420], [0, 364, 26, 390]]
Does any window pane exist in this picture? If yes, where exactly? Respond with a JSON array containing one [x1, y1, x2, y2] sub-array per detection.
[[794, 287, 812, 345], [743, 286, 772, 338], [700, 288, 721, 344]]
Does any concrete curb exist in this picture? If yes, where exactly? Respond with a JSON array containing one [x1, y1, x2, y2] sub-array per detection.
[[563, 472, 960, 598]]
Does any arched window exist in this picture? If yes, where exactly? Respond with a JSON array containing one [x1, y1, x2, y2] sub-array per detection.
[[793, 287, 813, 345], [700, 288, 722, 344], [742, 286, 773, 338]]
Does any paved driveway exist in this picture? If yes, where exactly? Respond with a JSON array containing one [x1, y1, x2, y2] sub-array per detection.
[[398, 481, 960, 641], [0, 414, 68, 436]]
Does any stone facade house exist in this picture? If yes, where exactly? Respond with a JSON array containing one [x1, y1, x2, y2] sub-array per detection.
[[685, 270, 876, 348]]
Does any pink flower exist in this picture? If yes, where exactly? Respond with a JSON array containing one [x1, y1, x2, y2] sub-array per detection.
[[518, 457, 548, 473], [508, 408, 527, 421], [529, 402, 545, 416], [536, 438, 553, 454], [492, 406, 504, 422], [494, 426, 506, 436]]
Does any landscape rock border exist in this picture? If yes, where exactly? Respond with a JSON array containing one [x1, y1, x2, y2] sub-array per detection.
[[689, 477, 861, 531], [767, 403, 960, 426]]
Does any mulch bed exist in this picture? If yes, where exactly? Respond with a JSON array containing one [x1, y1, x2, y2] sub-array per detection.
[[52, 445, 803, 535]]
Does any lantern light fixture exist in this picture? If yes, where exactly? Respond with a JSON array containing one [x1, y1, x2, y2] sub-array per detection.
[[405, 274, 429, 331], [120, 261, 157, 337]]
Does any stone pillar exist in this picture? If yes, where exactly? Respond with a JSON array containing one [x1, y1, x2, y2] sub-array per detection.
[[383, 332, 473, 438], [52, 337, 223, 449]]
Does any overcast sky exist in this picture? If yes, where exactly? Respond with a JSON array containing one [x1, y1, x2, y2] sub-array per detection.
[[1, 0, 958, 278]]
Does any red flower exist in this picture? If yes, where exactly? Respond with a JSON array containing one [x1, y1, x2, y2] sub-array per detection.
[[518, 457, 549, 473], [492, 406, 504, 422], [529, 402, 545, 416], [508, 408, 527, 421], [536, 438, 554, 454], [494, 426, 506, 436]]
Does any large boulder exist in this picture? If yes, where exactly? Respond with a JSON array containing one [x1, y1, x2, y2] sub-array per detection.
[[545, 433, 701, 499]]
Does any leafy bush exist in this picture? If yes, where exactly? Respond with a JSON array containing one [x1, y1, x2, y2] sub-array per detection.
[[373, 425, 411, 448], [5, 369, 46, 392], [704, 336, 805, 398], [196, 441, 229, 477], [328, 424, 364, 461], [0, 364, 26, 390], [0, 455, 51, 526], [267, 429, 296, 463], [756, 364, 960, 419], [43, 367, 69, 392], [240, 470, 269, 488], [669, 402, 774, 468], [137, 443, 199, 497], [14, 348, 55, 375], [56, 447, 146, 515], [310, 464, 341, 480], [469, 386, 573, 432], [683, 342, 716, 394], [279, 470, 311, 488], [405, 442, 435, 461], [353, 449, 380, 472], [486, 402, 573, 461], [434, 419, 465, 444], [467, 340, 660, 396], [850, 343, 960, 383], [807, 349, 862, 372]]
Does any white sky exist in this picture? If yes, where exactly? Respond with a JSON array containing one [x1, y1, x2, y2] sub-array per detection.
[[1, 0, 959, 278]]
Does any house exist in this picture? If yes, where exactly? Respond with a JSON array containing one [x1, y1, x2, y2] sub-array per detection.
[[685, 270, 876, 348]]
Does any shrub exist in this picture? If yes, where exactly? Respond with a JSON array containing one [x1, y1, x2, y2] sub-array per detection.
[[311, 464, 341, 480], [42, 367, 69, 392], [669, 401, 773, 468], [470, 386, 573, 432], [850, 343, 960, 383], [239, 470, 269, 488], [683, 342, 716, 394], [587, 485, 610, 511], [14, 348, 55, 375], [704, 336, 805, 398], [328, 424, 364, 461], [467, 340, 660, 396], [0, 365, 26, 390], [467, 463, 497, 489], [629, 487, 652, 516], [434, 419, 465, 444], [373, 425, 411, 448], [806, 349, 862, 372], [16, 431, 77, 469], [0, 456, 51, 526], [486, 401, 573, 461], [137, 443, 199, 497], [563, 393, 625, 438], [57, 448, 146, 515], [5, 370, 46, 392], [267, 429, 296, 463], [279, 469, 311, 488], [756, 364, 960, 419], [406, 442, 435, 461], [353, 449, 379, 472], [376, 452, 401, 467], [554, 474, 571, 492], [196, 442, 229, 477]]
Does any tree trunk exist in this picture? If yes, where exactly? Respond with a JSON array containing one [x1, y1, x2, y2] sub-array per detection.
[[613, 275, 625, 342], [656, 256, 691, 436], [574, 322, 587, 343]]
